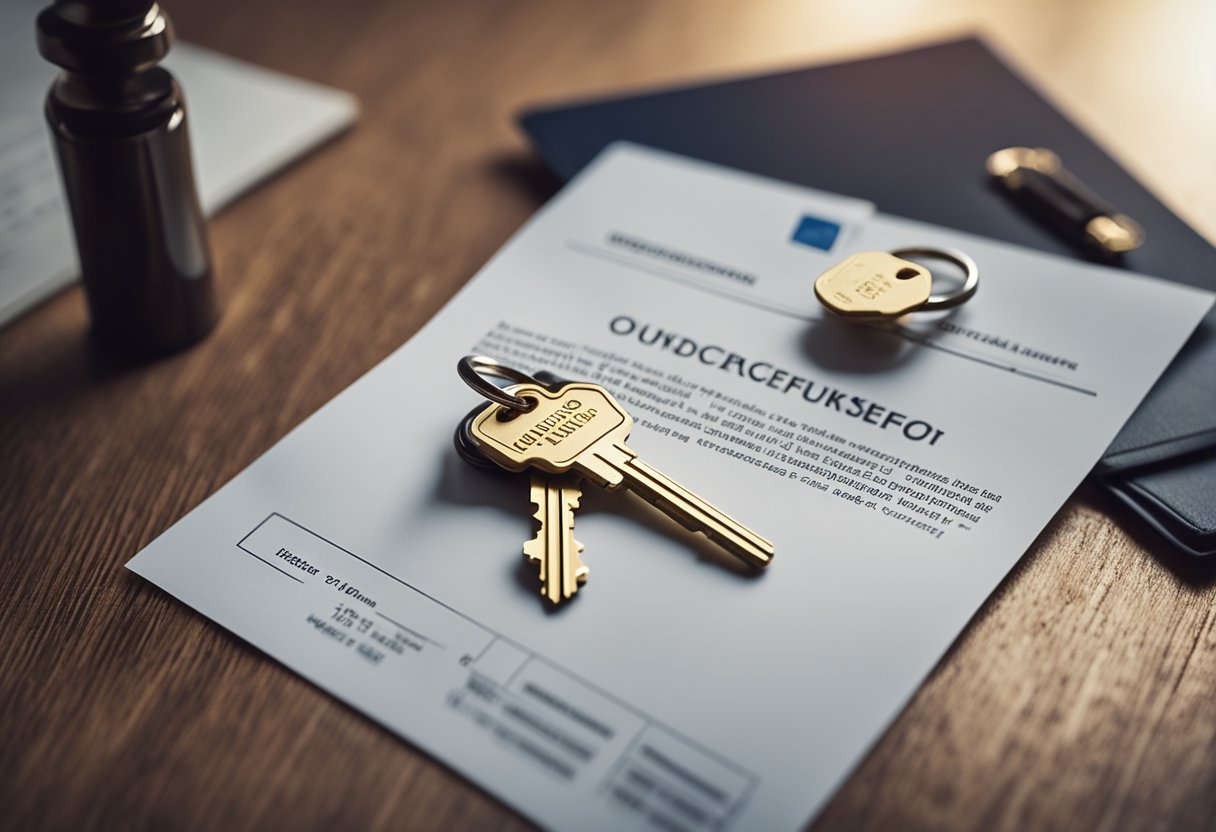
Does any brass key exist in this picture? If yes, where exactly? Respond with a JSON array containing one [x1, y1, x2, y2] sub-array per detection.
[[523, 475, 588, 604], [454, 389, 590, 605], [469, 381, 774, 569]]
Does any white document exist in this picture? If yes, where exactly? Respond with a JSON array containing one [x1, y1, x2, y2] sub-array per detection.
[[128, 144, 1212, 831], [0, 0, 358, 326]]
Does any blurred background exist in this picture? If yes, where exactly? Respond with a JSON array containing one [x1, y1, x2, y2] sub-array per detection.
[[170, 0, 1216, 234]]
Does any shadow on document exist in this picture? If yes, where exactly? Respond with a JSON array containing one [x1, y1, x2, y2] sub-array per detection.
[[800, 315, 919, 374], [800, 305, 971, 375]]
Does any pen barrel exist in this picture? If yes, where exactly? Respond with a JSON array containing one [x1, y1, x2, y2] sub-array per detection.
[[1013, 167, 1112, 231], [37, 1, 219, 355], [1003, 164, 1142, 254]]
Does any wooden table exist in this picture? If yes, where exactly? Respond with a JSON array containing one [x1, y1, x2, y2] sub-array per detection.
[[3, 1, 1215, 829]]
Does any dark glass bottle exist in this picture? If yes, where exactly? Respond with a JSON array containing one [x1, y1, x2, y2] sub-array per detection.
[[37, 0, 218, 355]]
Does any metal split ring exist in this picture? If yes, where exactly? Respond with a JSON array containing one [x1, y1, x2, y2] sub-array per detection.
[[889, 246, 980, 311], [457, 355, 541, 412]]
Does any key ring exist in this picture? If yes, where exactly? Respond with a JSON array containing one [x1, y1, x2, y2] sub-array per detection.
[[457, 355, 541, 411], [889, 246, 979, 310]]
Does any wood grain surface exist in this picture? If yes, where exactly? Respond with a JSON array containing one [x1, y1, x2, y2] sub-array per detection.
[[3, 1, 1215, 830]]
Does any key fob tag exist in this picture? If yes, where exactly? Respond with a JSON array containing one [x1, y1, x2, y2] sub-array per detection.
[[814, 251, 931, 319], [471, 382, 631, 473]]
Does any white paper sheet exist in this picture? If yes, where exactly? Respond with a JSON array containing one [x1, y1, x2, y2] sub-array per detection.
[[128, 144, 1213, 831], [0, 0, 358, 326]]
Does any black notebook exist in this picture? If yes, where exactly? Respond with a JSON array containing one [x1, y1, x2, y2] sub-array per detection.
[[520, 38, 1216, 555]]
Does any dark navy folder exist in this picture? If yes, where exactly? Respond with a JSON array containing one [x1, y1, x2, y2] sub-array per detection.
[[519, 38, 1216, 555]]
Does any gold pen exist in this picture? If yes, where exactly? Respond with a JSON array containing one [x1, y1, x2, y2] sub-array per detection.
[[987, 147, 1145, 255]]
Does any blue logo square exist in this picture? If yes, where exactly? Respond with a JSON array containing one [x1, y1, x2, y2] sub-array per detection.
[[791, 215, 842, 251]]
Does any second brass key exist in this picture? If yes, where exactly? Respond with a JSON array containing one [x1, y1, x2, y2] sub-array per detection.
[[470, 381, 774, 569]]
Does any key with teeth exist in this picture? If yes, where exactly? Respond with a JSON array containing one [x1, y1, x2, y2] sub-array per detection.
[[523, 475, 588, 604], [455, 374, 590, 604], [469, 381, 774, 569]]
